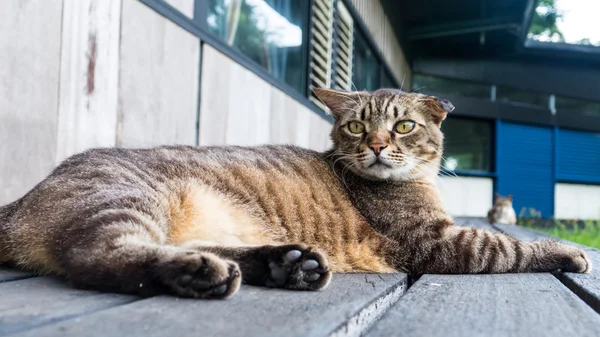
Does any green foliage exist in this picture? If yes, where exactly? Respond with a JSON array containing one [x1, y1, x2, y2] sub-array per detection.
[[544, 222, 600, 249], [528, 0, 564, 41], [517, 214, 600, 249]]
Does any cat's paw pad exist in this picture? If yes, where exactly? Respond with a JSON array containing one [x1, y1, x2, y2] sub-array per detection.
[[266, 244, 332, 291], [154, 251, 241, 299]]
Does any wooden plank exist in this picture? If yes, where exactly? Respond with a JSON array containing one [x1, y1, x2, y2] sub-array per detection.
[[557, 249, 600, 314], [55, 0, 121, 163], [118, 0, 200, 148], [492, 223, 555, 242], [14, 274, 407, 337], [454, 217, 497, 230], [0, 0, 63, 204], [0, 268, 33, 283], [367, 273, 600, 337], [494, 223, 600, 314], [0, 277, 137, 336]]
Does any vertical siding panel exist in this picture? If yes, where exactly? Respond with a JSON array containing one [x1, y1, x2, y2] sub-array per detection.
[[199, 45, 229, 146], [0, 0, 63, 204], [556, 129, 600, 183], [118, 0, 199, 148], [224, 61, 271, 146], [199, 45, 332, 149], [497, 123, 554, 217], [56, 0, 121, 163]]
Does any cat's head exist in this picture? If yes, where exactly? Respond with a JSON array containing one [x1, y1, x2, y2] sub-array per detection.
[[494, 193, 514, 207], [314, 88, 454, 181]]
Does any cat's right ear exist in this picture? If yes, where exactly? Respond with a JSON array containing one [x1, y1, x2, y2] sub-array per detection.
[[312, 88, 361, 119]]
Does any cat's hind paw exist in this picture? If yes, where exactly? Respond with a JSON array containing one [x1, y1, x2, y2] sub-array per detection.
[[266, 244, 332, 291]]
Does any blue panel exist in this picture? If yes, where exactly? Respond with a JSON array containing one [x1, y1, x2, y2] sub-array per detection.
[[497, 122, 554, 217], [557, 129, 600, 184]]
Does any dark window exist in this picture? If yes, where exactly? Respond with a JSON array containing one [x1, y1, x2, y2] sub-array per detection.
[[496, 85, 549, 109], [441, 117, 493, 172], [381, 70, 397, 89], [206, 0, 308, 92], [353, 30, 380, 91], [412, 74, 490, 99], [556, 96, 600, 117]]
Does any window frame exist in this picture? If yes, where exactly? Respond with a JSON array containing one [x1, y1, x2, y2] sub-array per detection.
[[142, 0, 402, 121], [439, 115, 496, 177]]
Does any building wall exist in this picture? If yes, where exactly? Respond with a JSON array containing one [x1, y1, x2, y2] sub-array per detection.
[[1, 0, 403, 204], [555, 183, 600, 220], [0, 0, 332, 205], [437, 177, 494, 217], [199, 46, 332, 150], [349, 0, 411, 87]]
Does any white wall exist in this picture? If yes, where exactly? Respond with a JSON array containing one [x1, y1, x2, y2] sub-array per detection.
[[199, 45, 333, 151], [0, 0, 334, 205], [555, 183, 600, 220], [437, 176, 494, 217]]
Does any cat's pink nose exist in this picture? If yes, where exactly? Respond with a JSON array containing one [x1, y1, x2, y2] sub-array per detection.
[[369, 143, 387, 156]]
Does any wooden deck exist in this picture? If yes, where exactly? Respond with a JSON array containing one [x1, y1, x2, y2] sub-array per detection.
[[1, 218, 600, 337]]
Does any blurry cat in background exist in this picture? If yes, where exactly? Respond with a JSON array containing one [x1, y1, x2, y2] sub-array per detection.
[[487, 193, 517, 225]]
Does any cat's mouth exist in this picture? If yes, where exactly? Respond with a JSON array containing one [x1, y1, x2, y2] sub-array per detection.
[[367, 158, 393, 169]]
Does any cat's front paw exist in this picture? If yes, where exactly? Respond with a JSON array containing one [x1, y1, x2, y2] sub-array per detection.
[[265, 244, 332, 291], [152, 251, 241, 299], [560, 245, 592, 273]]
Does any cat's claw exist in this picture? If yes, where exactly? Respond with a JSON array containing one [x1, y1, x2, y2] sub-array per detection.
[[266, 244, 332, 290]]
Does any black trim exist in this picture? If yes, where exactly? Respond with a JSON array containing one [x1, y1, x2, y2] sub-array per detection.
[[414, 58, 600, 102], [139, 0, 333, 123], [516, 0, 537, 52], [192, 0, 207, 28], [432, 93, 600, 134]]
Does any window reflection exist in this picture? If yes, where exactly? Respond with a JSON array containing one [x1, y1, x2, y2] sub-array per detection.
[[353, 30, 380, 91], [207, 0, 307, 92], [441, 118, 493, 172]]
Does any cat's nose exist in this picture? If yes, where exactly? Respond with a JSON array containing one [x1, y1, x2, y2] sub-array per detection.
[[369, 143, 387, 156]]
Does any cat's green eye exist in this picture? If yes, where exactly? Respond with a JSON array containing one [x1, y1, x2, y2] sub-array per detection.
[[347, 121, 365, 134], [395, 121, 415, 134]]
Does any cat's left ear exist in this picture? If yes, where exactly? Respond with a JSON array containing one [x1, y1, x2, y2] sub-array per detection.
[[424, 96, 455, 127], [312, 88, 362, 119]]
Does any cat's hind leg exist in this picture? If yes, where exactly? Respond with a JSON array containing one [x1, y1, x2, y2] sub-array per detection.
[[181, 242, 332, 291], [56, 217, 242, 299]]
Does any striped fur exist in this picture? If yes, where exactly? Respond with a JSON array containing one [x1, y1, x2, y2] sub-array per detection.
[[0, 89, 590, 299]]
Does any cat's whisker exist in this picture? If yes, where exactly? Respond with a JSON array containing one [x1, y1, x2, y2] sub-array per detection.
[[411, 86, 427, 93], [400, 74, 407, 92]]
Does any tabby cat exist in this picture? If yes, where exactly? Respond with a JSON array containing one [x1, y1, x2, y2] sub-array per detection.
[[487, 193, 517, 225], [0, 88, 590, 299]]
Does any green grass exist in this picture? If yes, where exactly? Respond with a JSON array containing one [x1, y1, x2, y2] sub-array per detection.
[[518, 218, 600, 249], [541, 226, 600, 249]]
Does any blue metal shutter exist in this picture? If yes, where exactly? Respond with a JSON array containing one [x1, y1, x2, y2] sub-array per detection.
[[556, 129, 600, 184], [497, 122, 554, 217]]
